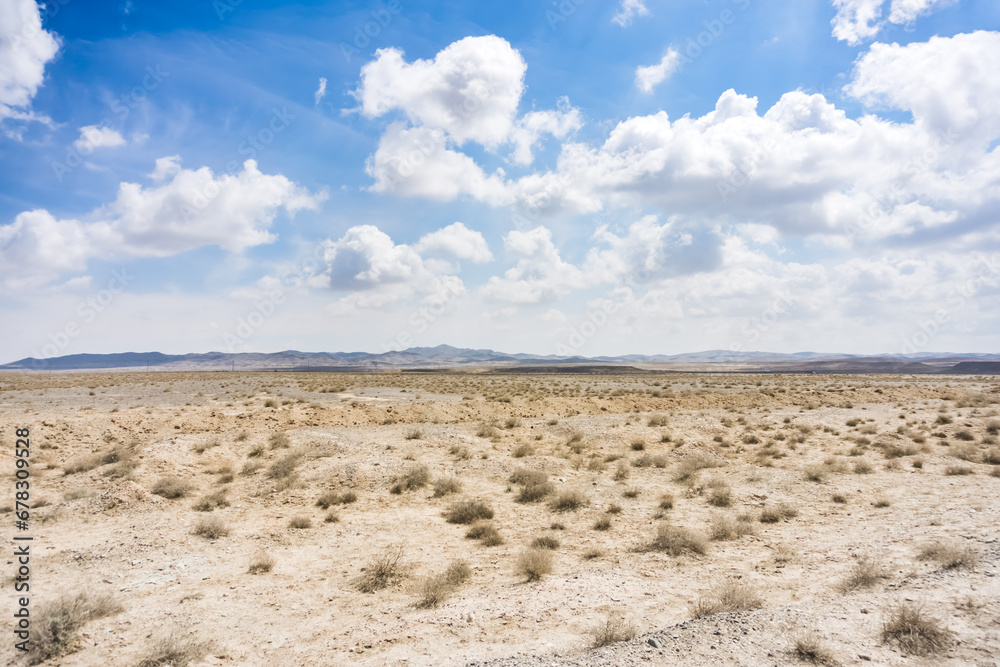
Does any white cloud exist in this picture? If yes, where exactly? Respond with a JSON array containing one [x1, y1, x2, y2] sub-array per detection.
[[887, 0, 957, 24], [481, 227, 584, 303], [613, 0, 651, 27], [73, 125, 127, 153], [831, 0, 885, 45], [0, 158, 326, 289], [0, 0, 60, 127], [509, 102, 582, 165], [314, 77, 327, 106], [846, 31, 1000, 144], [414, 222, 493, 263], [353, 35, 526, 148], [635, 48, 681, 93]]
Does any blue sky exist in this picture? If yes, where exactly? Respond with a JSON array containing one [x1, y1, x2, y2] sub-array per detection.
[[1, 0, 999, 361]]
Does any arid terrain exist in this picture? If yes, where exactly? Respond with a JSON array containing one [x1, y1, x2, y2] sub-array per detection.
[[2, 370, 999, 666]]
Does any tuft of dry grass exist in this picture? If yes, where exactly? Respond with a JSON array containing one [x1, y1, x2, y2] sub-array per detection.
[[548, 488, 588, 512], [673, 455, 715, 482], [288, 515, 312, 529], [135, 632, 213, 667], [531, 535, 560, 550], [839, 554, 888, 592], [27, 592, 124, 665], [759, 503, 798, 523], [516, 548, 554, 582], [432, 476, 463, 497], [593, 516, 612, 531], [247, 551, 275, 574], [917, 542, 978, 570], [192, 490, 229, 512], [791, 631, 838, 665], [512, 442, 535, 458], [709, 513, 755, 541], [512, 468, 555, 503], [881, 602, 952, 656], [445, 499, 494, 524], [354, 546, 407, 593], [640, 524, 707, 557], [944, 465, 973, 476], [390, 464, 430, 494], [192, 516, 230, 539], [465, 522, 504, 546], [692, 580, 763, 617], [589, 615, 637, 648], [417, 559, 471, 608], [152, 477, 193, 499], [658, 493, 675, 510]]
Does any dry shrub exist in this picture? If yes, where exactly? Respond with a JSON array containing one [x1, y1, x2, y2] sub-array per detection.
[[759, 503, 798, 523], [354, 546, 406, 593], [917, 542, 978, 570], [28, 592, 123, 664], [647, 414, 669, 427], [266, 452, 302, 480], [986, 419, 1000, 435], [791, 631, 838, 665], [247, 551, 275, 574], [516, 548, 553, 582], [465, 522, 504, 546], [192, 490, 228, 512], [640, 524, 707, 556], [853, 461, 873, 474], [593, 516, 612, 531], [881, 602, 952, 656], [548, 488, 588, 512], [288, 515, 312, 529], [152, 477, 193, 499], [613, 461, 630, 481], [511, 468, 555, 503], [984, 448, 1000, 465], [476, 422, 499, 438], [840, 554, 888, 592], [658, 493, 675, 510], [673, 455, 715, 482], [135, 632, 213, 667], [417, 559, 471, 608], [531, 535, 560, 550], [390, 464, 430, 494], [512, 442, 535, 458], [944, 465, 973, 476], [589, 615, 637, 648], [268, 432, 290, 449], [692, 580, 763, 617], [432, 476, 463, 497], [707, 485, 732, 507], [445, 499, 494, 524], [709, 514, 755, 541], [192, 516, 230, 539], [405, 429, 422, 440]]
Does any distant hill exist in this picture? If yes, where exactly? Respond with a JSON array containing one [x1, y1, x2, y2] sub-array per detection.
[[3, 345, 1000, 374]]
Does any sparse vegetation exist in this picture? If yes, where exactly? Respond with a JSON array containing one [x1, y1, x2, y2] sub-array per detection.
[[881, 602, 952, 656], [516, 548, 554, 581], [28, 592, 123, 665], [589, 615, 637, 648], [248, 551, 275, 574], [692, 580, 763, 617], [639, 524, 707, 556], [390, 464, 431, 493], [152, 477, 193, 499], [354, 546, 407, 593], [445, 499, 494, 524]]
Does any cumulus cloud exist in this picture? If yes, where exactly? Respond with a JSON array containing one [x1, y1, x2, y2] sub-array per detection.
[[613, 0, 650, 27], [509, 102, 582, 165], [635, 48, 681, 93], [353, 35, 526, 148], [0, 158, 325, 288], [0, 0, 60, 127], [414, 222, 493, 263], [73, 125, 127, 152], [481, 227, 584, 303], [830, 0, 959, 45]]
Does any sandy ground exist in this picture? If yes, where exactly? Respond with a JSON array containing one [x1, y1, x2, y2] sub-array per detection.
[[1, 371, 998, 666]]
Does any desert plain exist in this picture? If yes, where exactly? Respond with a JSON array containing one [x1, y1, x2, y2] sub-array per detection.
[[2, 370, 999, 666]]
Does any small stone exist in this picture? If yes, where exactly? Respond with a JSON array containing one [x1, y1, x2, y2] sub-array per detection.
[[648, 638, 662, 648]]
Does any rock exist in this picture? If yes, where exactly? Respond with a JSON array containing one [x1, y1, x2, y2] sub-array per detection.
[[647, 638, 661, 648]]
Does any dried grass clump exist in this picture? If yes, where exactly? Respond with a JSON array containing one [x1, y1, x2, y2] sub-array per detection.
[[548, 488, 588, 512], [465, 522, 504, 546], [881, 602, 952, 656], [417, 559, 472, 608], [192, 490, 229, 512], [917, 542, 978, 570], [152, 477, 193, 499], [135, 632, 213, 667], [28, 592, 123, 664], [589, 615, 637, 648], [247, 551, 275, 574], [692, 580, 763, 617], [531, 535, 560, 550], [673, 455, 715, 482], [516, 548, 554, 582], [791, 631, 838, 665], [390, 464, 430, 494], [316, 490, 357, 509], [839, 554, 888, 592], [432, 476, 463, 497], [640, 524, 707, 557], [759, 503, 798, 523], [192, 516, 230, 539], [445, 499, 494, 524], [511, 468, 555, 503], [354, 546, 407, 593], [709, 513, 755, 541]]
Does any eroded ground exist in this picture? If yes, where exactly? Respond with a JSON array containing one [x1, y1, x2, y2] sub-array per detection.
[[2, 371, 999, 666]]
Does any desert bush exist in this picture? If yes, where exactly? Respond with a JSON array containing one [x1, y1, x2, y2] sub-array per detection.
[[476, 422, 499, 438], [28, 592, 123, 664], [840, 554, 887, 591], [405, 429, 423, 440], [192, 490, 229, 512], [504, 417, 521, 429], [983, 448, 1000, 465], [516, 548, 553, 582], [548, 489, 588, 512], [986, 419, 1000, 435], [954, 430, 976, 442], [512, 442, 535, 458], [511, 468, 555, 503], [432, 476, 463, 497], [465, 522, 504, 546], [583, 548, 603, 560], [640, 524, 707, 556], [445, 499, 494, 524], [707, 486, 732, 507], [881, 602, 952, 656], [658, 493, 675, 510], [593, 517, 612, 531], [589, 615, 637, 648], [247, 551, 275, 574], [192, 516, 230, 539], [288, 515, 312, 529], [135, 632, 213, 667], [759, 503, 798, 523], [532, 535, 560, 550], [647, 414, 669, 427], [692, 580, 762, 617], [832, 493, 847, 504], [853, 461, 873, 474], [945, 466, 973, 476], [791, 631, 838, 665], [613, 461, 630, 481], [390, 464, 430, 494], [917, 542, 978, 570], [268, 432, 290, 449], [709, 514, 754, 541], [673, 455, 715, 482], [354, 546, 406, 593], [417, 559, 471, 608], [623, 487, 640, 499], [267, 452, 302, 480], [152, 477, 193, 499], [630, 440, 646, 451], [62, 453, 104, 475]]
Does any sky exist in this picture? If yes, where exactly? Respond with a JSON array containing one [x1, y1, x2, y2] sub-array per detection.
[[1, 0, 999, 362]]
